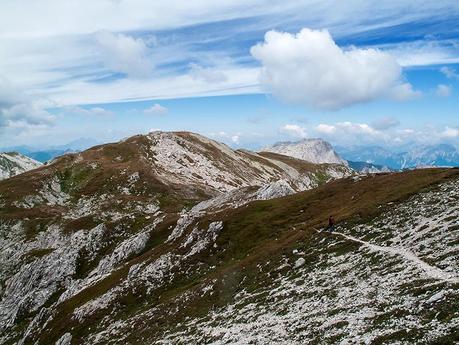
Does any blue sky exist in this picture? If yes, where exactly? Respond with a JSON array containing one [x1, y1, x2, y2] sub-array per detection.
[[0, 0, 458, 150]]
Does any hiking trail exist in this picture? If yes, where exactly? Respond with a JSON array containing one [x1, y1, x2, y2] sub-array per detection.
[[313, 228, 459, 284]]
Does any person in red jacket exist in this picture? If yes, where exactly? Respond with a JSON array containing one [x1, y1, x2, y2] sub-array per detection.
[[327, 215, 335, 232]]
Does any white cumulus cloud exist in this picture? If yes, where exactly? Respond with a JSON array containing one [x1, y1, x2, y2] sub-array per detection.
[[0, 75, 55, 131], [1, 103, 55, 128], [231, 134, 240, 144], [208, 131, 242, 146], [371, 117, 400, 130], [440, 126, 459, 138], [315, 124, 336, 134], [189, 63, 227, 83], [334, 122, 378, 135], [250, 28, 419, 110], [280, 124, 307, 138], [63, 105, 113, 117], [390, 83, 422, 101], [143, 103, 168, 115], [95, 30, 153, 78], [315, 121, 383, 142], [436, 84, 451, 97], [440, 66, 459, 80]]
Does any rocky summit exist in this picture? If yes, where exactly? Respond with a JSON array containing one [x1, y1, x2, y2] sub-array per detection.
[[262, 138, 348, 166]]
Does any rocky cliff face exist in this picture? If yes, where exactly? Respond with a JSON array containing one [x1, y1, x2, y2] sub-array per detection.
[[0, 152, 42, 180], [262, 138, 348, 165]]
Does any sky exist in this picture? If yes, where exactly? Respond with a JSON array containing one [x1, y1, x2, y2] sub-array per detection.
[[0, 0, 458, 150]]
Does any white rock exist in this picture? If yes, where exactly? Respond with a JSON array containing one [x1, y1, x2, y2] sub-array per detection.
[[294, 258, 306, 268], [0, 152, 42, 180], [55, 332, 72, 345], [425, 291, 445, 304]]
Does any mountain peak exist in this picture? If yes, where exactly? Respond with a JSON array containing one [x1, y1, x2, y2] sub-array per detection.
[[262, 138, 347, 165], [141, 131, 351, 194]]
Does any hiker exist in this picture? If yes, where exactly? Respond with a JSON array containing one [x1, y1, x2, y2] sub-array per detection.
[[327, 215, 335, 232]]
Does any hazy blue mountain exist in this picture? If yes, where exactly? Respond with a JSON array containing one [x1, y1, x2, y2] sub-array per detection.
[[0, 138, 100, 163], [347, 161, 392, 173], [52, 137, 100, 151], [336, 144, 459, 170]]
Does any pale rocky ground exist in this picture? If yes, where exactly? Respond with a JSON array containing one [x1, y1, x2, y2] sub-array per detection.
[[0, 152, 42, 180], [146, 132, 351, 193], [156, 180, 459, 345]]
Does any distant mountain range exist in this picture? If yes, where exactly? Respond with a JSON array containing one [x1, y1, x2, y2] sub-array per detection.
[[3, 136, 459, 171], [346, 161, 391, 173], [0, 138, 101, 163], [336, 144, 459, 170], [261, 139, 459, 172]]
